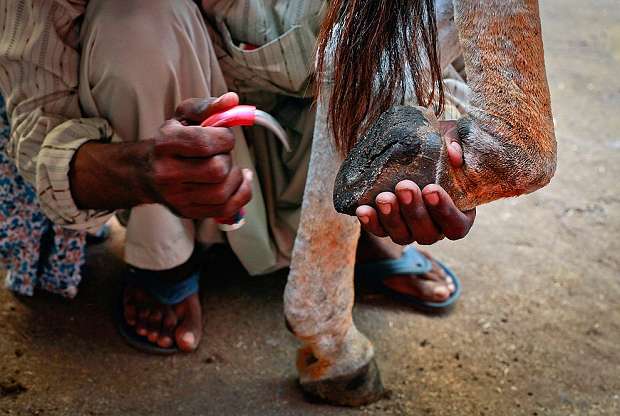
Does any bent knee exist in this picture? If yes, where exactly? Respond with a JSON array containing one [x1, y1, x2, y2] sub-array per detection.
[[82, 0, 209, 86], [502, 132, 557, 193]]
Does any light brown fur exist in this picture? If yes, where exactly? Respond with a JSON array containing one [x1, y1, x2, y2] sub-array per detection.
[[437, 0, 557, 210]]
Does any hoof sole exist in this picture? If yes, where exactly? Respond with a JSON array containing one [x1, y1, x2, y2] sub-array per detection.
[[300, 358, 386, 407], [333, 106, 442, 215]]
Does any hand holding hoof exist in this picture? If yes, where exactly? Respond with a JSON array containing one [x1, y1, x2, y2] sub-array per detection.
[[333, 106, 443, 216], [355, 180, 475, 245], [334, 106, 474, 244]]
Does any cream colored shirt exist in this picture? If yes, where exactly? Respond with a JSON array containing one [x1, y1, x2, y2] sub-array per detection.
[[0, 1, 117, 231], [0, 0, 324, 231]]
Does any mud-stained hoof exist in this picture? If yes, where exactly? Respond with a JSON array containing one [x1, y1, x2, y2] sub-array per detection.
[[300, 358, 386, 407], [333, 106, 442, 215]]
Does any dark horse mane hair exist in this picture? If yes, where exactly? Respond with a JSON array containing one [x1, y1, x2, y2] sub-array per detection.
[[315, 0, 444, 155]]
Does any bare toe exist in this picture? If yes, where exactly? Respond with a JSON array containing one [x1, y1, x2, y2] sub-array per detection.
[[136, 307, 151, 337], [157, 307, 178, 349], [174, 294, 202, 352], [383, 275, 451, 302], [124, 287, 148, 336], [146, 308, 163, 339], [123, 287, 139, 326], [123, 302, 137, 327]]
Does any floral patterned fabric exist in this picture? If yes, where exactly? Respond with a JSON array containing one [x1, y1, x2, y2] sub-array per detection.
[[0, 95, 87, 298]]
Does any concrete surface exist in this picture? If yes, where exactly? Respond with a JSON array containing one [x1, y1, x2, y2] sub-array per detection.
[[1, 0, 619, 415]]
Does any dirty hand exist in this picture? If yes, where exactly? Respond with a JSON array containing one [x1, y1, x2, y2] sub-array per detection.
[[355, 121, 476, 245], [143, 93, 253, 219]]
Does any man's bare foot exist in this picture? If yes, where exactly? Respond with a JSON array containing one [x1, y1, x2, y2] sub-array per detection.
[[356, 233, 456, 302], [122, 256, 203, 352], [123, 287, 202, 352], [123, 286, 202, 352]]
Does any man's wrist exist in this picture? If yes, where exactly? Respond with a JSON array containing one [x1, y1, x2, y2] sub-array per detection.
[[69, 140, 157, 210], [126, 139, 158, 205]]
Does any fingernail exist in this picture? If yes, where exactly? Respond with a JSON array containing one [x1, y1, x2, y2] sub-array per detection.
[[359, 216, 369, 224], [450, 141, 461, 152], [197, 100, 212, 113], [181, 332, 196, 347], [401, 191, 413, 205], [215, 92, 235, 105], [378, 203, 392, 215], [425, 192, 440, 206], [243, 169, 254, 181]]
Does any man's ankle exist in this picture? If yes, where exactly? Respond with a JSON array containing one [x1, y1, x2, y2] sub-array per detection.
[[129, 248, 201, 284], [357, 233, 404, 262]]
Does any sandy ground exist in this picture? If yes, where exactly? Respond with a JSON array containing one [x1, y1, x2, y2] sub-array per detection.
[[1, 1, 619, 415]]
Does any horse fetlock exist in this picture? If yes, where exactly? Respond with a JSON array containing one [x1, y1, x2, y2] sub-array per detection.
[[333, 106, 557, 214], [437, 116, 557, 210]]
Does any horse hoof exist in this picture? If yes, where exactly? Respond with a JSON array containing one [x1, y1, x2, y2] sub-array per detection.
[[299, 358, 386, 407], [333, 106, 442, 215]]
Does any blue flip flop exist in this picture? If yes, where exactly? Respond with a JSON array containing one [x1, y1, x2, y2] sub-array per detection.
[[116, 268, 201, 355], [355, 247, 461, 311]]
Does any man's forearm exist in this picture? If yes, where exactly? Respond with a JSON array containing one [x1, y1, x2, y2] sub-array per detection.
[[69, 140, 155, 210]]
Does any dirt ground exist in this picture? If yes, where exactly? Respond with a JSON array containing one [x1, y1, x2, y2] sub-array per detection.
[[1, 1, 619, 415]]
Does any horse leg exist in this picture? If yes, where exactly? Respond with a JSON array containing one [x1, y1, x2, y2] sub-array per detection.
[[284, 92, 385, 407], [335, 0, 557, 214]]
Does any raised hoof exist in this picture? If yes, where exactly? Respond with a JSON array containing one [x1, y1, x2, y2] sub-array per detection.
[[333, 106, 442, 215], [300, 358, 386, 407]]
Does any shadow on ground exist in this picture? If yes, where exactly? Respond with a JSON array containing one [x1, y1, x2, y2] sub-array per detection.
[[1, 0, 619, 415]]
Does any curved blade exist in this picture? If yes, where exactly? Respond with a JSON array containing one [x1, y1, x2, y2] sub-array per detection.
[[254, 110, 291, 152]]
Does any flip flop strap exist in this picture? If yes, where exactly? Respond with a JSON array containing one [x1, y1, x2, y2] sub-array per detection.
[[355, 246, 433, 280], [127, 268, 200, 305]]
